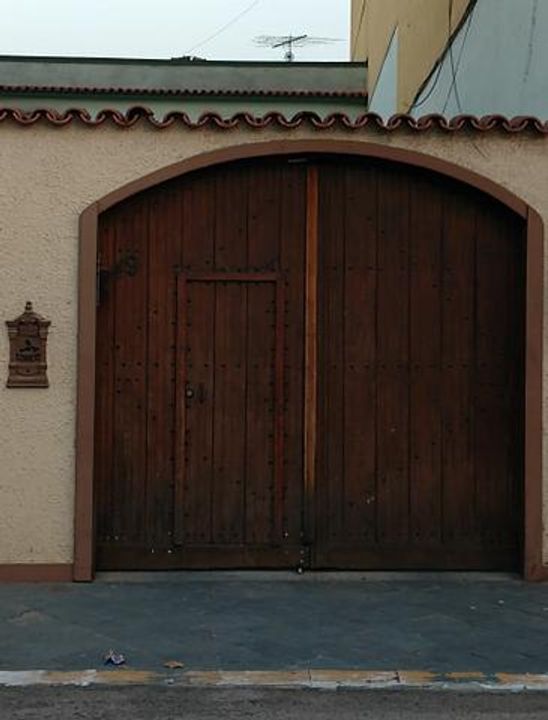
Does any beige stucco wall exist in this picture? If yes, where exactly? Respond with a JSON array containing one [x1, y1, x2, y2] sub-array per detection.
[[351, 0, 472, 111], [0, 120, 547, 566]]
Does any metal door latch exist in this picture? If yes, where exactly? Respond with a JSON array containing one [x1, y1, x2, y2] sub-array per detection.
[[185, 384, 206, 403]]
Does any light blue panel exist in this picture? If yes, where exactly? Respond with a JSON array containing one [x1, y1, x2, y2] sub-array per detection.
[[412, 0, 548, 118], [369, 28, 398, 118]]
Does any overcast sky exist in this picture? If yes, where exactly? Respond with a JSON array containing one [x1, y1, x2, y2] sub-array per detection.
[[1, 0, 351, 62]]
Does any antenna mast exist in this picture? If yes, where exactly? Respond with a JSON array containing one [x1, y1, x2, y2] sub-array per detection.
[[254, 34, 343, 62], [275, 34, 307, 62]]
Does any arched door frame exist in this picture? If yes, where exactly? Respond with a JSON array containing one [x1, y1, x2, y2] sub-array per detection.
[[74, 139, 544, 581]]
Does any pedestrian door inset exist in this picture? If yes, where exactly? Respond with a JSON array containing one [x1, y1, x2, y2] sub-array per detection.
[[174, 272, 289, 565]]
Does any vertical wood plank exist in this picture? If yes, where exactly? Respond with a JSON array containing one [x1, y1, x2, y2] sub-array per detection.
[[246, 164, 281, 543], [342, 164, 378, 544], [441, 185, 476, 547], [174, 274, 188, 545], [211, 167, 248, 544], [244, 281, 277, 544], [474, 201, 523, 550], [212, 282, 247, 544], [181, 281, 215, 544], [177, 174, 216, 543], [376, 166, 410, 546], [304, 165, 319, 546], [112, 198, 148, 544], [408, 173, 443, 546], [249, 161, 280, 544], [317, 163, 345, 545], [274, 280, 285, 539], [279, 163, 307, 546], [146, 187, 179, 548]]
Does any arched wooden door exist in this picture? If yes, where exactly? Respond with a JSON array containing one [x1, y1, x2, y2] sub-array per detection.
[[94, 155, 525, 571]]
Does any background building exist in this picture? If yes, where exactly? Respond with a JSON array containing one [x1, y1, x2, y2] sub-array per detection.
[[0, 55, 368, 120], [351, 0, 548, 118]]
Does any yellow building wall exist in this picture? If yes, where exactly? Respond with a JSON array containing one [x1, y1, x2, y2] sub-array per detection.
[[351, 0, 473, 112]]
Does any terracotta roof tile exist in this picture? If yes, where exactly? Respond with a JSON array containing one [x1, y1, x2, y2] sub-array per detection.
[[0, 107, 547, 133]]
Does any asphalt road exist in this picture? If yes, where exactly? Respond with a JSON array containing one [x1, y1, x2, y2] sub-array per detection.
[[2, 688, 548, 719]]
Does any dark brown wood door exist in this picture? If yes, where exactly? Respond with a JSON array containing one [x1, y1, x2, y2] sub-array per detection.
[[95, 160, 306, 569], [314, 159, 525, 570], [174, 272, 289, 565], [95, 154, 525, 571]]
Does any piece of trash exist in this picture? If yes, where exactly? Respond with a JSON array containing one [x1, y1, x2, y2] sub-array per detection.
[[498, 600, 505, 605], [469, 605, 477, 611], [104, 649, 126, 666], [164, 660, 185, 669]]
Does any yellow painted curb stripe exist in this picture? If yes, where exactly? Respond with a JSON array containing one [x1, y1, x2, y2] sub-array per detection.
[[0, 670, 159, 687], [1, 669, 548, 689]]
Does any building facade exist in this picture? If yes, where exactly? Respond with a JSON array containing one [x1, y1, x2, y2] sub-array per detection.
[[1, 108, 547, 581], [0, 55, 368, 119]]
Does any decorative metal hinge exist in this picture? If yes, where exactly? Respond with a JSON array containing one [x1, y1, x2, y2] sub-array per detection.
[[96, 250, 139, 305]]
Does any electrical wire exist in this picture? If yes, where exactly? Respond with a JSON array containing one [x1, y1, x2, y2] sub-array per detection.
[[444, 0, 464, 113], [411, 52, 445, 110], [186, 0, 262, 54], [411, 0, 477, 112], [444, 0, 486, 156]]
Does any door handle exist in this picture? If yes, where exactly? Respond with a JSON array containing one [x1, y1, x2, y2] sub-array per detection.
[[185, 383, 206, 403]]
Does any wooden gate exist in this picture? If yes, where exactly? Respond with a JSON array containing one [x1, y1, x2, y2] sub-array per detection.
[[94, 155, 525, 571], [313, 159, 525, 569], [95, 160, 306, 568]]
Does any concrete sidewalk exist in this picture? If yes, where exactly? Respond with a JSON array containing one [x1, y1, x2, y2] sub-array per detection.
[[1, 572, 548, 687]]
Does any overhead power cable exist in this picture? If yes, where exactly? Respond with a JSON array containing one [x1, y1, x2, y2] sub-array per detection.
[[444, 0, 465, 113], [186, 0, 262, 54], [411, 0, 477, 112]]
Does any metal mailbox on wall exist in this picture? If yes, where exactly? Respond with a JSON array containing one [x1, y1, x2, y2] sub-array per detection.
[[6, 302, 50, 388]]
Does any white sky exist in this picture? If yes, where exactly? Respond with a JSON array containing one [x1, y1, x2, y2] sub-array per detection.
[[1, 0, 351, 62]]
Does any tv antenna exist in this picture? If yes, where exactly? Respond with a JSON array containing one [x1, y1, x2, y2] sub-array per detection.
[[254, 34, 343, 62]]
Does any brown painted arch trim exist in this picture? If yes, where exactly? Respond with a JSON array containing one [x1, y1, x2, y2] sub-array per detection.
[[0, 564, 73, 583], [74, 139, 545, 581], [525, 207, 545, 581], [91, 141, 531, 218], [2, 107, 548, 133]]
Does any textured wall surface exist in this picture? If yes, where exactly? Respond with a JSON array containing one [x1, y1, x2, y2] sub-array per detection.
[[0, 121, 547, 565]]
